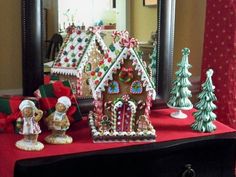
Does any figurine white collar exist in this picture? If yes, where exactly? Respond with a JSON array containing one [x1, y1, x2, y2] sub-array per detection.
[[54, 111, 66, 121]]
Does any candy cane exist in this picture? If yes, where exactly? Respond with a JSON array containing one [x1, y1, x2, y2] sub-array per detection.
[[104, 101, 112, 110], [122, 94, 130, 102], [144, 95, 152, 116], [119, 37, 138, 48], [112, 31, 121, 38]]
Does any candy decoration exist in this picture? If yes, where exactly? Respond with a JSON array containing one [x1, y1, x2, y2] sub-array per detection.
[[99, 115, 112, 132], [64, 58, 69, 62], [78, 46, 83, 51], [77, 37, 82, 43], [76, 77, 82, 95], [120, 37, 138, 48], [71, 53, 76, 58], [104, 101, 113, 110], [63, 51, 68, 56], [137, 100, 146, 110], [109, 44, 116, 52], [70, 45, 75, 50], [144, 94, 152, 116]]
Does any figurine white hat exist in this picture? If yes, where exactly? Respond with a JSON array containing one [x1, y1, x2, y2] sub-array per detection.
[[57, 96, 71, 109], [19, 100, 36, 111]]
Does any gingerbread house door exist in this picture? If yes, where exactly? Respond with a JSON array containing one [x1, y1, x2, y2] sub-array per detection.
[[114, 100, 136, 132]]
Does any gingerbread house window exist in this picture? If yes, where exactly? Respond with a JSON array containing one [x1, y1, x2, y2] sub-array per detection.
[[108, 81, 119, 94], [130, 80, 143, 94]]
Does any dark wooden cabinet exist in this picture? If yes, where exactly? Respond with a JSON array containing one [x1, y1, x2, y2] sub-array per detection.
[[15, 133, 236, 177]]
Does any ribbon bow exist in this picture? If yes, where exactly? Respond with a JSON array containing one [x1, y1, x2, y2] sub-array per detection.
[[121, 67, 133, 73], [0, 111, 21, 133]]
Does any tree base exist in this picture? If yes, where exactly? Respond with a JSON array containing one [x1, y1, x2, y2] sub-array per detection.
[[170, 110, 187, 119]]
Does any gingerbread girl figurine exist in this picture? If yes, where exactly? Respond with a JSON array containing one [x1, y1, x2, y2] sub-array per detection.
[[15, 100, 44, 151], [44, 96, 73, 144]]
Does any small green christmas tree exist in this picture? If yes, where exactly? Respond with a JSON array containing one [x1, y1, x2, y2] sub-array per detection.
[[167, 48, 193, 119], [191, 69, 217, 132], [148, 41, 157, 87]]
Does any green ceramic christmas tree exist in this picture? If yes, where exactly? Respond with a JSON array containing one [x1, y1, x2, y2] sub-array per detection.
[[149, 41, 157, 87], [191, 69, 217, 132], [167, 48, 193, 119]]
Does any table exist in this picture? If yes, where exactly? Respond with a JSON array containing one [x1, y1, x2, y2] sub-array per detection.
[[0, 109, 235, 177]]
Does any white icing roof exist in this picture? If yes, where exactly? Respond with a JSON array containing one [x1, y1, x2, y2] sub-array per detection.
[[51, 28, 107, 76]]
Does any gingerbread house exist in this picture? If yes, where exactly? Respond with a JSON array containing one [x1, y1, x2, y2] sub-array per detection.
[[89, 31, 156, 142], [51, 27, 107, 97]]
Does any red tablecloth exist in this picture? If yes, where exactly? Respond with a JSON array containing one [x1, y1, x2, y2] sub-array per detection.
[[0, 109, 235, 177]]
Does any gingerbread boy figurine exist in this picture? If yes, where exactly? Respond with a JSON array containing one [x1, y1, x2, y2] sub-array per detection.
[[15, 100, 44, 151], [45, 96, 73, 144]]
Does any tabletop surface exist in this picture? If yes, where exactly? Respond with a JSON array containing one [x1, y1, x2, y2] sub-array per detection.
[[0, 108, 236, 177]]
